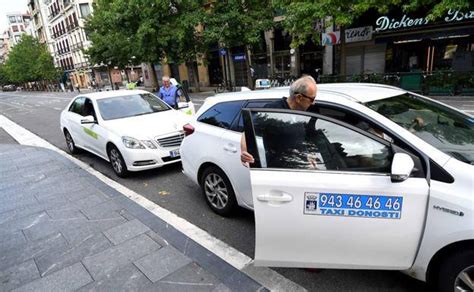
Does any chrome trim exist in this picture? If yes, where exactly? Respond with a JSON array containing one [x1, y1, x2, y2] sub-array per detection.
[[250, 167, 391, 176]]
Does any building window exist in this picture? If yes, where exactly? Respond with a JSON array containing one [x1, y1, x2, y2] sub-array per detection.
[[9, 16, 16, 23], [79, 4, 91, 18], [12, 25, 18, 32]]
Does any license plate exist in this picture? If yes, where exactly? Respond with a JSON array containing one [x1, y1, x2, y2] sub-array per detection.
[[304, 193, 403, 219], [169, 149, 180, 158]]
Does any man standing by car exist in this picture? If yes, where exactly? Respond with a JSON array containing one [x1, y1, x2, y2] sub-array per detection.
[[240, 75, 317, 165], [159, 76, 181, 109]]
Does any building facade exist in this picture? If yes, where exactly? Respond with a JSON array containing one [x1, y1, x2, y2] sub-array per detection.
[[43, 0, 94, 89]]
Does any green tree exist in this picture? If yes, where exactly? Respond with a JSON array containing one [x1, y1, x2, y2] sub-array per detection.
[[85, 0, 205, 88], [201, 0, 274, 86], [273, 0, 473, 48], [3, 35, 59, 87]]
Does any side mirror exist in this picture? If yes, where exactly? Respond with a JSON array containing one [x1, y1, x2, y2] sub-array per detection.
[[81, 115, 96, 124], [391, 153, 414, 183]]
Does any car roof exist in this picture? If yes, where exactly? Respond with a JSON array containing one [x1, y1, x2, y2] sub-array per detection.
[[79, 90, 151, 100], [206, 83, 407, 105]]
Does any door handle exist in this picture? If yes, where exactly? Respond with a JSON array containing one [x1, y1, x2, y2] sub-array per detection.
[[223, 144, 237, 153], [257, 192, 293, 203]]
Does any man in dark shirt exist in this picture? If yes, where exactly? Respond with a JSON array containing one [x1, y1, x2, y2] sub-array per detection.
[[240, 75, 317, 165]]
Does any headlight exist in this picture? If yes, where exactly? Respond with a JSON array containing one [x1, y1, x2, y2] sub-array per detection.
[[122, 136, 145, 149], [141, 140, 156, 149]]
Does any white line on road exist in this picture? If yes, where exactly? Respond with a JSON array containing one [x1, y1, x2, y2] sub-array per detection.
[[0, 114, 306, 292], [53, 107, 63, 111]]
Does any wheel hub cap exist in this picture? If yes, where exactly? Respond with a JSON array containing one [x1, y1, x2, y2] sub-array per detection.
[[455, 265, 474, 292], [204, 173, 228, 210]]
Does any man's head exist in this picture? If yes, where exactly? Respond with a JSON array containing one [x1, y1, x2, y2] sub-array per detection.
[[162, 76, 171, 88], [288, 75, 317, 111]]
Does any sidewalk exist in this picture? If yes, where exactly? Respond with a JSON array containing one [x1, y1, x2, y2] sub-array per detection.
[[0, 144, 267, 291]]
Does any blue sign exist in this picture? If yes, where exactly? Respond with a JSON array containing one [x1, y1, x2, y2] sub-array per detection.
[[233, 54, 246, 61], [219, 48, 226, 56]]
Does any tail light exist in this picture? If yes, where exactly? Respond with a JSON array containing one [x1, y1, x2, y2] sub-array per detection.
[[183, 123, 195, 136]]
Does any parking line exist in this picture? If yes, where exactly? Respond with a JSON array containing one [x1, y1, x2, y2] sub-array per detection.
[[0, 114, 306, 292]]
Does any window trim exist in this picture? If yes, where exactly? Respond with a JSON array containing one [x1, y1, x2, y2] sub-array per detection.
[[197, 100, 246, 130], [243, 107, 430, 178], [229, 98, 280, 132], [68, 96, 85, 116]]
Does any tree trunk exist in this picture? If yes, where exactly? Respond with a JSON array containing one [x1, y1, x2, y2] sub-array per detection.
[[245, 46, 253, 89], [340, 27, 346, 78], [149, 63, 159, 89], [107, 66, 114, 90]]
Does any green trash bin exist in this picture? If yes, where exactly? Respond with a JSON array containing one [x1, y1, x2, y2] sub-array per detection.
[[399, 73, 423, 93]]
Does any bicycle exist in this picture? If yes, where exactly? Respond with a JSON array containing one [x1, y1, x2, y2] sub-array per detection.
[[215, 80, 235, 93]]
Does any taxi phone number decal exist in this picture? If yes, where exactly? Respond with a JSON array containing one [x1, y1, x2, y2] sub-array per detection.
[[304, 192, 403, 219]]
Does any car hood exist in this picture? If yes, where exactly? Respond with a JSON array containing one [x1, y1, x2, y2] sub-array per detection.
[[102, 110, 190, 139]]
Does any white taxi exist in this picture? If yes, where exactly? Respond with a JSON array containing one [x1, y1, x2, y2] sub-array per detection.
[[181, 83, 474, 291], [60, 90, 189, 177]]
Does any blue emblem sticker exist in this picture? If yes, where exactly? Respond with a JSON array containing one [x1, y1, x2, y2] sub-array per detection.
[[304, 192, 403, 219]]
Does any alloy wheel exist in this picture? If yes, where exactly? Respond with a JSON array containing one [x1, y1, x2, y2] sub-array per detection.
[[455, 265, 474, 292], [204, 173, 229, 210], [65, 132, 74, 152], [109, 148, 123, 173]]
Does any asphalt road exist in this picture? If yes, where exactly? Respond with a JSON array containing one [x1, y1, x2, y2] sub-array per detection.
[[1, 89, 472, 291]]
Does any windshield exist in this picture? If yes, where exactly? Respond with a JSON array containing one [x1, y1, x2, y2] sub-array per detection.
[[366, 93, 474, 165], [97, 93, 170, 120]]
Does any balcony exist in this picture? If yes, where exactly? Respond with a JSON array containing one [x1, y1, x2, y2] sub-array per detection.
[[66, 23, 79, 32], [71, 42, 83, 51], [74, 62, 90, 69]]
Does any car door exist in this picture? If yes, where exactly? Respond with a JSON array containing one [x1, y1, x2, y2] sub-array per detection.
[[80, 98, 108, 158], [242, 108, 429, 270], [221, 99, 280, 207], [65, 97, 86, 147]]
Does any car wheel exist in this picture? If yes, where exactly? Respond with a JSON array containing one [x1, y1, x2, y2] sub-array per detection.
[[107, 145, 129, 178], [64, 129, 79, 154], [200, 166, 237, 216], [436, 249, 474, 292]]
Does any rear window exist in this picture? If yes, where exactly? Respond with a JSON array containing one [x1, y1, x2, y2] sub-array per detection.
[[197, 101, 245, 129]]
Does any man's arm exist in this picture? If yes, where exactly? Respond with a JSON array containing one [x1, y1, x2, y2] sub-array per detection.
[[240, 133, 255, 167]]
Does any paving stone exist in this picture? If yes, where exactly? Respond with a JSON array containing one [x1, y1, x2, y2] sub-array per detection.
[[150, 262, 221, 292], [134, 246, 192, 283], [46, 209, 87, 220], [35, 233, 112, 277], [0, 231, 27, 251], [103, 219, 150, 245], [0, 260, 40, 291], [82, 233, 161, 280], [60, 217, 127, 244], [211, 283, 233, 292], [0, 212, 48, 234], [71, 193, 110, 211], [0, 233, 68, 272], [145, 230, 169, 247], [81, 199, 124, 220], [12, 262, 92, 292], [77, 264, 151, 292]]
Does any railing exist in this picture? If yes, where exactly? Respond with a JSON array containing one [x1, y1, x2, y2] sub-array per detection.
[[315, 70, 474, 96], [71, 42, 83, 51]]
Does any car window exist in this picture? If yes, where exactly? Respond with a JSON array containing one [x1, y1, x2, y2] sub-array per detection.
[[231, 99, 278, 132], [251, 111, 392, 173], [96, 93, 170, 121], [366, 93, 474, 165], [83, 98, 96, 118], [69, 97, 85, 115], [197, 100, 245, 129]]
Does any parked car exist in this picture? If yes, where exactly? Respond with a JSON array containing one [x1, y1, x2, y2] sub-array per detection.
[[2, 84, 16, 91], [180, 83, 473, 291], [60, 90, 190, 177]]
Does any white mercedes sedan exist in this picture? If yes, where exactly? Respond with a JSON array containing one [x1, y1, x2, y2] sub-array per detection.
[[60, 90, 190, 177]]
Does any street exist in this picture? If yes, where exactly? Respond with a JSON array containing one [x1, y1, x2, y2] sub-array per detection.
[[1, 89, 473, 291]]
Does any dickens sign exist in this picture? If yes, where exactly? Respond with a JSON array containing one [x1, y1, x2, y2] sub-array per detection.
[[375, 9, 474, 32]]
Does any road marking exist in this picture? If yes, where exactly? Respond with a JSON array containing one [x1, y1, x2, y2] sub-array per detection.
[[53, 107, 63, 111], [0, 114, 306, 292]]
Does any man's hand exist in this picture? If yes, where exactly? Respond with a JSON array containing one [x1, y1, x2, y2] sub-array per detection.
[[241, 151, 255, 167]]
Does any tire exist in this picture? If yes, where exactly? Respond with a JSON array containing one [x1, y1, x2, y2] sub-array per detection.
[[200, 166, 237, 216], [436, 249, 474, 292], [64, 129, 79, 154], [107, 145, 129, 178]]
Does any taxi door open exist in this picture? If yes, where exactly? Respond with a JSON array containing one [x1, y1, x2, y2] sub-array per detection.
[[242, 108, 429, 270]]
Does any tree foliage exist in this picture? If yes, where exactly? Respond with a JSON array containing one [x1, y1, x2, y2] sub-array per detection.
[[272, 0, 473, 47], [201, 0, 274, 49], [2, 35, 59, 84], [85, 0, 204, 67]]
